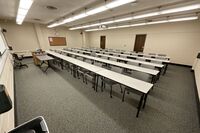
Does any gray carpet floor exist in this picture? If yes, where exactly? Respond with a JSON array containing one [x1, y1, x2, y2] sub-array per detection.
[[14, 59, 200, 133]]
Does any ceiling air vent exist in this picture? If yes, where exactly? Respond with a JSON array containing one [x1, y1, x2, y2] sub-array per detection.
[[46, 6, 57, 10]]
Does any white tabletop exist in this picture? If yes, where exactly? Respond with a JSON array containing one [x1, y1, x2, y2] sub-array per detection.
[[96, 54, 164, 68], [114, 53, 170, 63], [66, 49, 164, 68], [60, 49, 159, 75], [36, 55, 54, 61], [46, 50, 153, 94], [78, 48, 170, 60], [95, 69, 153, 94], [46, 50, 103, 73]]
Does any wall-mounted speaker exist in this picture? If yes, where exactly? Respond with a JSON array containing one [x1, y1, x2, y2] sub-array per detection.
[[197, 52, 200, 59], [0, 84, 12, 114]]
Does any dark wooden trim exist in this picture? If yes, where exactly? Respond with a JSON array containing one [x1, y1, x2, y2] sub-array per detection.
[[169, 63, 192, 68], [191, 71, 200, 127]]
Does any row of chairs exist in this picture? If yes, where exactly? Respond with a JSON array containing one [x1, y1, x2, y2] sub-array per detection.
[[52, 50, 151, 101]]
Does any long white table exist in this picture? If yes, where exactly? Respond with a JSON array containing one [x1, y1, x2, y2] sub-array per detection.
[[46, 50, 153, 117], [65, 48, 164, 68], [58, 49, 159, 83], [71, 48, 169, 75], [79, 47, 170, 60], [77, 48, 170, 63]]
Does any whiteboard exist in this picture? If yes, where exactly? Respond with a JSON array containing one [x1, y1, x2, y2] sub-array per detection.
[[0, 31, 7, 55]]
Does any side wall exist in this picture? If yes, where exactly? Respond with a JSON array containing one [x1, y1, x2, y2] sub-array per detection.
[[0, 51, 14, 133], [87, 20, 200, 66], [0, 20, 85, 53]]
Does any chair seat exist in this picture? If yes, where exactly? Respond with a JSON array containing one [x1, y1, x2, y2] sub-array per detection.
[[102, 78, 117, 85], [125, 87, 142, 95]]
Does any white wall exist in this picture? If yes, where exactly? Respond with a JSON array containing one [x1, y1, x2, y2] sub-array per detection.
[[87, 20, 200, 66], [192, 54, 200, 101], [0, 20, 85, 52]]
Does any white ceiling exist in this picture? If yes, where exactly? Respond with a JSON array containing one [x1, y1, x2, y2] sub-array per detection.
[[0, 0, 199, 28]]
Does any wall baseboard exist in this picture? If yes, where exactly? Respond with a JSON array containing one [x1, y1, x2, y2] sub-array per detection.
[[23, 56, 32, 59], [169, 63, 192, 68]]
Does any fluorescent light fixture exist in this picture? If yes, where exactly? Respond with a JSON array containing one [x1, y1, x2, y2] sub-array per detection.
[[114, 17, 133, 22], [117, 25, 131, 28], [133, 12, 160, 19], [19, 0, 33, 9], [131, 23, 146, 27], [108, 26, 118, 29], [161, 4, 200, 14], [73, 13, 88, 20], [86, 6, 108, 15], [168, 16, 198, 22], [18, 8, 28, 15], [101, 20, 115, 25], [147, 20, 168, 25], [16, 0, 33, 25], [85, 28, 101, 32], [106, 0, 136, 8], [48, 0, 136, 28], [70, 3, 200, 30], [85, 16, 198, 32]]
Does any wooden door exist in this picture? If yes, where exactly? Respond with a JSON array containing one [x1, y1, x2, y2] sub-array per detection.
[[100, 36, 106, 49], [133, 34, 146, 52]]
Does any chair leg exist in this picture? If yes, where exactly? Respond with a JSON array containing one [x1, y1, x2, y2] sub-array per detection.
[[122, 89, 126, 102], [82, 74, 85, 83], [110, 85, 113, 98], [85, 76, 88, 84], [101, 80, 103, 92], [77, 71, 80, 79], [119, 84, 123, 93]]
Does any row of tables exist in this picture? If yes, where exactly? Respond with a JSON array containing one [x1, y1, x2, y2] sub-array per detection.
[[57, 49, 159, 83], [81, 47, 170, 60], [71, 47, 170, 75], [46, 50, 153, 117], [65, 48, 168, 74]]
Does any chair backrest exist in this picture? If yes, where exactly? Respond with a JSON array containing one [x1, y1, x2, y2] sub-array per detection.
[[12, 53, 20, 60], [158, 54, 166, 56], [127, 61, 138, 66], [140, 64, 155, 69], [91, 51, 96, 57], [149, 53, 156, 55], [111, 66, 122, 73]]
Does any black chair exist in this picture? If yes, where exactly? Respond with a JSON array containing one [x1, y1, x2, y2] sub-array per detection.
[[8, 116, 49, 133], [12, 53, 28, 69]]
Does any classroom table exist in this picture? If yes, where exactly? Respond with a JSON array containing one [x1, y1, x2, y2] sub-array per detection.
[[46, 50, 153, 117], [59, 49, 159, 83], [65, 48, 164, 69], [36, 55, 54, 72], [67, 48, 168, 75], [79, 48, 170, 60]]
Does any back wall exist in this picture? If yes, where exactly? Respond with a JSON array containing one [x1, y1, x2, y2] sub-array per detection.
[[87, 20, 200, 66]]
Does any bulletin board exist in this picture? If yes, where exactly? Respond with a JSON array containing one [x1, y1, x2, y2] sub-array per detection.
[[48, 37, 66, 46]]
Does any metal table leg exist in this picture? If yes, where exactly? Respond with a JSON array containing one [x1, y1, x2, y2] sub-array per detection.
[[136, 94, 145, 117]]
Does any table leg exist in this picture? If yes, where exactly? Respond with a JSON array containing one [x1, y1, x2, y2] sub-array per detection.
[[163, 63, 168, 75], [143, 93, 149, 109], [60, 59, 64, 70], [136, 94, 144, 117]]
